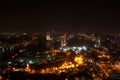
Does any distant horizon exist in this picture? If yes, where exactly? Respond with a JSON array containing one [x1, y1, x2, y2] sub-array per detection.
[[0, 31, 120, 34], [0, 1, 120, 33]]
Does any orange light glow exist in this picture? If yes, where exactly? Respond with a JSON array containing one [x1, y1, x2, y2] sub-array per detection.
[[74, 56, 83, 65]]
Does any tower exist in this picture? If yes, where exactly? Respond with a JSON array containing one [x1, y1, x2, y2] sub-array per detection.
[[46, 32, 51, 40], [61, 35, 67, 47]]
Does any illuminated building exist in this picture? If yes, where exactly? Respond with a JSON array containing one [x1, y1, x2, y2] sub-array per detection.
[[74, 56, 83, 65], [46, 32, 51, 40], [97, 36, 101, 46], [61, 35, 67, 47]]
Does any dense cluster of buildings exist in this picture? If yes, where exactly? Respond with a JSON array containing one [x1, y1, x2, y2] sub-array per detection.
[[0, 32, 120, 80]]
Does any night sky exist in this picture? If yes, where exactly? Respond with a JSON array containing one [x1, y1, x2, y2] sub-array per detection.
[[0, 1, 120, 33]]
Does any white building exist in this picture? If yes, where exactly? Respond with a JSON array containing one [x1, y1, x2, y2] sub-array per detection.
[[46, 32, 51, 40], [61, 35, 67, 47]]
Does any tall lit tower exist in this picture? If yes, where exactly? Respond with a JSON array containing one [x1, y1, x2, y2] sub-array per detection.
[[61, 35, 67, 47], [46, 32, 51, 40], [98, 36, 101, 46]]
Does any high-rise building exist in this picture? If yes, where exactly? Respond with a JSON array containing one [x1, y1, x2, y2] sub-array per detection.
[[61, 35, 67, 47], [46, 32, 51, 40]]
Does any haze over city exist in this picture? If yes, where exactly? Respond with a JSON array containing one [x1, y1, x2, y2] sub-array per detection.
[[0, 0, 120, 33]]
